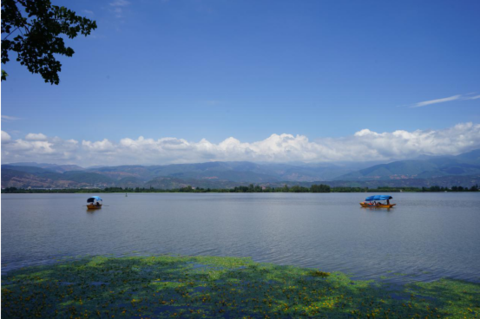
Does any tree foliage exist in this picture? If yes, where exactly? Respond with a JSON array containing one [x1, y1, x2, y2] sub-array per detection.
[[1, 0, 97, 84], [310, 184, 331, 193], [2, 184, 479, 193]]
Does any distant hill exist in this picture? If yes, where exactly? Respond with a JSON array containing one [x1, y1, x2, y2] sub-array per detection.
[[1, 165, 114, 188], [1, 161, 349, 189], [145, 177, 242, 190], [335, 151, 480, 181], [87, 161, 357, 183], [1, 168, 80, 188], [116, 177, 145, 188], [325, 174, 480, 188], [7, 162, 84, 173], [456, 149, 480, 162], [2, 149, 480, 189]]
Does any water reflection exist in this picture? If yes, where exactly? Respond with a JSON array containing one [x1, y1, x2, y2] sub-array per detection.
[[361, 207, 394, 212]]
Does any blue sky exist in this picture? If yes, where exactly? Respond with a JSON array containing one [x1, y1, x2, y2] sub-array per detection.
[[1, 0, 480, 165]]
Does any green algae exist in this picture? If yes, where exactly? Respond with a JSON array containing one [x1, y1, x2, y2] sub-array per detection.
[[2, 255, 479, 318]]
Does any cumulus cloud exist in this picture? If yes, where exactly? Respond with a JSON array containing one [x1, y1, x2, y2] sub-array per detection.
[[2, 131, 12, 143], [25, 133, 48, 141], [2, 123, 480, 166]]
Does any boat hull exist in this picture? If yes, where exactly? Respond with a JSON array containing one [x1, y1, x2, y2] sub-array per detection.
[[360, 202, 396, 208], [87, 204, 102, 209]]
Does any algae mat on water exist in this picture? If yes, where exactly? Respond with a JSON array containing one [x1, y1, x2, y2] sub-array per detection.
[[2, 255, 479, 318]]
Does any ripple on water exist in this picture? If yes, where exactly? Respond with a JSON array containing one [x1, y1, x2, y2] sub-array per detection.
[[2, 193, 480, 283]]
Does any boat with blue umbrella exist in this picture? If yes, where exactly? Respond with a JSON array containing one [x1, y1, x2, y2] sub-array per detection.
[[360, 195, 395, 208], [86, 196, 103, 209]]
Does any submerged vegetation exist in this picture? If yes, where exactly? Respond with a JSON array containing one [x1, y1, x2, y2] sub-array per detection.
[[2, 255, 479, 318], [2, 184, 479, 193]]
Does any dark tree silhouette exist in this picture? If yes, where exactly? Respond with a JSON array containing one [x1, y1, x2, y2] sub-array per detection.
[[1, 0, 97, 84]]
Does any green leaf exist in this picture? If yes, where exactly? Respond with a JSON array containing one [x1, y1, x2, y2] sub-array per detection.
[[1, 69, 8, 81]]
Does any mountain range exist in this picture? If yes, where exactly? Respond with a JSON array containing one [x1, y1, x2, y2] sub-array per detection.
[[2, 149, 480, 189]]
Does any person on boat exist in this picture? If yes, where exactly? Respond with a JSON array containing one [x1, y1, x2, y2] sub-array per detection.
[[387, 199, 390, 205], [96, 202, 100, 206]]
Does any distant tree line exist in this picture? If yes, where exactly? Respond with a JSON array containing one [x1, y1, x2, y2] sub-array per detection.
[[420, 185, 479, 192], [2, 184, 479, 193], [227, 184, 330, 193]]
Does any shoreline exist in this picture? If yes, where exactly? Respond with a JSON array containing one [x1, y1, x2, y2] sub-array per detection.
[[3, 189, 479, 194], [2, 255, 479, 318]]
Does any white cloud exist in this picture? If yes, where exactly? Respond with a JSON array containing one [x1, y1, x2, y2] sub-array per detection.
[[1, 115, 19, 121], [413, 95, 461, 108], [82, 139, 116, 152], [411, 92, 480, 107], [110, 0, 129, 6], [2, 123, 480, 166], [109, 0, 129, 18], [25, 133, 48, 141], [2, 131, 11, 143]]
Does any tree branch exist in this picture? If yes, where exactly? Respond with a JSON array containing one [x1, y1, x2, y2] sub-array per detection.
[[2, 27, 20, 41]]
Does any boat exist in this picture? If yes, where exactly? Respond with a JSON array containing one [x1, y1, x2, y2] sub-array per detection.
[[360, 195, 396, 208], [87, 196, 103, 209]]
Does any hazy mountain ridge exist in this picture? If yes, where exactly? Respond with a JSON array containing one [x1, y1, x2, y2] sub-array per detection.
[[7, 162, 85, 173], [334, 150, 480, 181], [1, 166, 115, 189], [87, 161, 355, 183], [2, 149, 480, 189]]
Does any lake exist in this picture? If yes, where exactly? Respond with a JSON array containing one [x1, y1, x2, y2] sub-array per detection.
[[2, 192, 479, 283]]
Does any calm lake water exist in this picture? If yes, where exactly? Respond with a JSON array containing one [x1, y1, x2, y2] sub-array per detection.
[[2, 193, 480, 283]]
